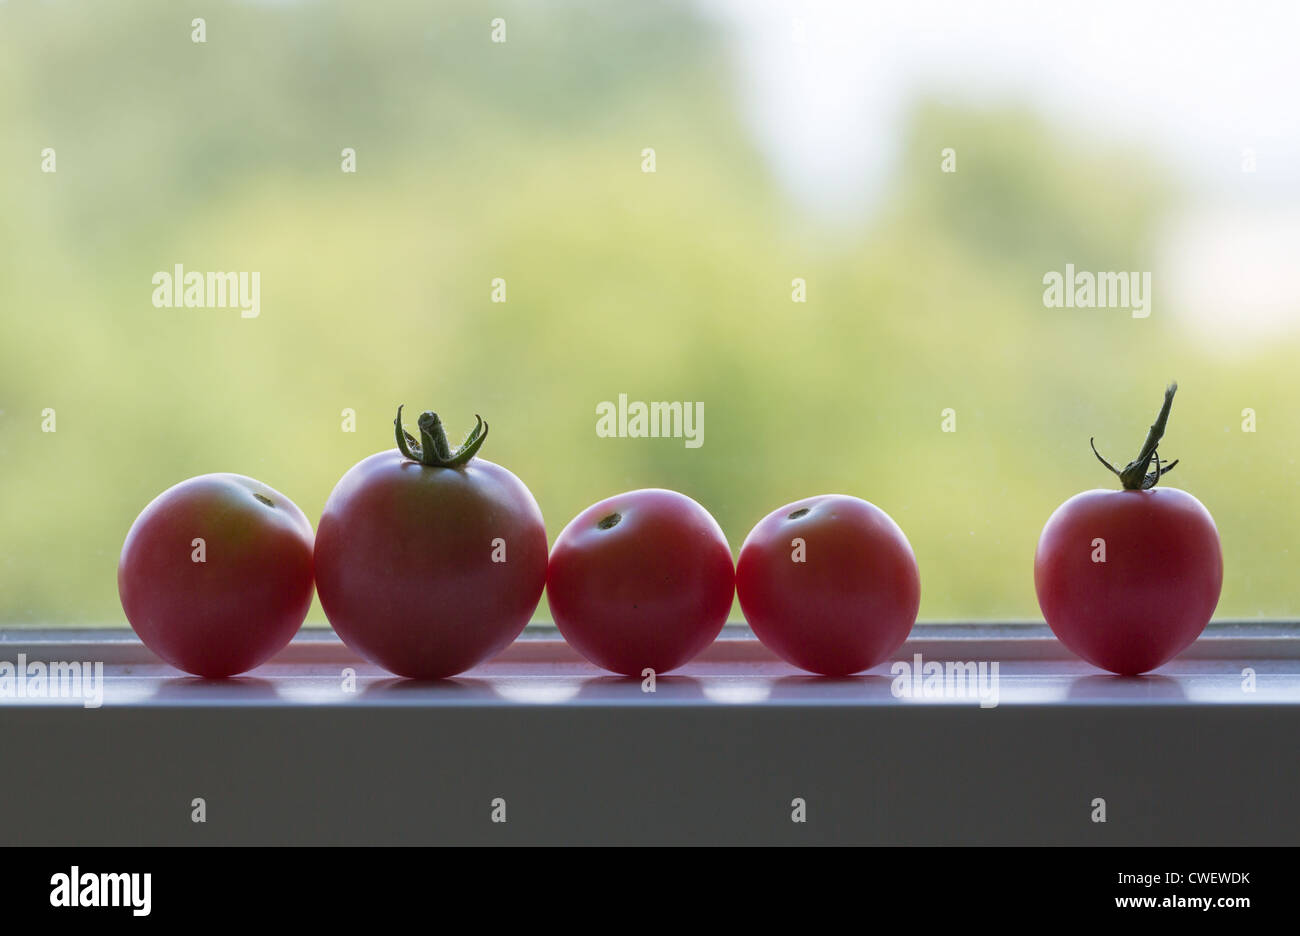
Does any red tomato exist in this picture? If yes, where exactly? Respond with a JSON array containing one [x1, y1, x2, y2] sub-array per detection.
[[1034, 383, 1223, 675], [1035, 489, 1222, 674], [736, 495, 920, 676], [314, 408, 547, 679], [546, 489, 735, 676], [118, 474, 315, 678]]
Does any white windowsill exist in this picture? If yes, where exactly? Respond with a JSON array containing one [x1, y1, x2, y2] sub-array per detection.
[[1, 622, 1296, 708], [3, 622, 1297, 845]]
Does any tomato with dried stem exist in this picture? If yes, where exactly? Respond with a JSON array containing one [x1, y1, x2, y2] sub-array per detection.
[[1034, 383, 1223, 675]]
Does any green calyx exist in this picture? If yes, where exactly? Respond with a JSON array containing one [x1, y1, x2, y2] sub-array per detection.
[[1090, 382, 1180, 491], [393, 406, 488, 468]]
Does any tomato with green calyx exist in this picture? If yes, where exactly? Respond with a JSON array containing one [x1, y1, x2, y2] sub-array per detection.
[[1034, 383, 1223, 675], [314, 407, 547, 680]]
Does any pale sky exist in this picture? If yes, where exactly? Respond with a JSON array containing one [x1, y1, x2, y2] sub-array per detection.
[[704, 0, 1300, 214], [702, 0, 1300, 347]]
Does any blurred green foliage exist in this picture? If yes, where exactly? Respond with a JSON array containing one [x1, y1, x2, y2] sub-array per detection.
[[1, 1, 1296, 626]]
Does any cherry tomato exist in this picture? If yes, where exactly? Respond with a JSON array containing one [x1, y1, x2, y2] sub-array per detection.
[[1034, 383, 1223, 675], [736, 495, 920, 676], [315, 407, 547, 679], [546, 489, 734, 676], [118, 474, 315, 678]]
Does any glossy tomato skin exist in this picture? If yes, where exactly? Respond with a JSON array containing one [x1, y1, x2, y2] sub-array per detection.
[[1034, 488, 1222, 675], [314, 450, 547, 679], [546, 489, 735, 676], [118, 474, 315, 678], [736, 495, 920, 676]]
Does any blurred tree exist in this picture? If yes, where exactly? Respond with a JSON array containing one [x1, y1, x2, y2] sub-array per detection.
[[1, 1, 1294, 625]]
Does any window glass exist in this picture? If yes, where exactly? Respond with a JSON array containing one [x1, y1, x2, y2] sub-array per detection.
[[1, 1, 1296, 626]]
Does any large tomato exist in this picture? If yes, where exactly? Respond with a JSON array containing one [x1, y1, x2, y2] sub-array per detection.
[[314, 407, 547, 679], [546, 489, 734, 676], [736, 495, 920, 676], [1034, 383, 1223, 675], [118, 474, 315, 678]]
